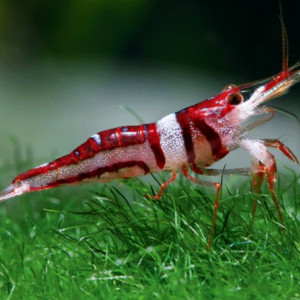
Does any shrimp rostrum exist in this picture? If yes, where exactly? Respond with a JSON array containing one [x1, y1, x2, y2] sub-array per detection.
[[1, 43, 300, 249]]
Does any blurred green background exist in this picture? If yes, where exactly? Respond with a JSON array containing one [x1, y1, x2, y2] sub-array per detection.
[[1, 0, 300, 75], [0, 0, 299, 183]]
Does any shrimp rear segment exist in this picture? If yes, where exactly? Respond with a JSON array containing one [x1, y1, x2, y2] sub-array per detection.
[[0, 124, 166, 201]]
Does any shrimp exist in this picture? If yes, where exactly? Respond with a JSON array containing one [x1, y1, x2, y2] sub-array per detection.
[[0, 15, 299, 249]]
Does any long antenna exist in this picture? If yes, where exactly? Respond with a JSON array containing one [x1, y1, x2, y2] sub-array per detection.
[[279, 0, 289, 72]]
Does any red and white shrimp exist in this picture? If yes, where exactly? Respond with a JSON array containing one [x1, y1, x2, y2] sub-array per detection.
[[1, 24, 300, 249]]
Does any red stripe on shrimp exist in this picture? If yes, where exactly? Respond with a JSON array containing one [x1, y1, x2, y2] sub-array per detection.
[[193, 119, 228, 159], [52, 160, 150, 186], [175, 110, 196, 163], [97, 125, 147, 151], [145, 123, 166, 169]]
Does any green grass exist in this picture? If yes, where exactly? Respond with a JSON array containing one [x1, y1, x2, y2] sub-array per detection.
[[0, 171, 299, 299]]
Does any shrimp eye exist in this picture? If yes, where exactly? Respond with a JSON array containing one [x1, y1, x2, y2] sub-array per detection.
[[227, 92, 243, 105]]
